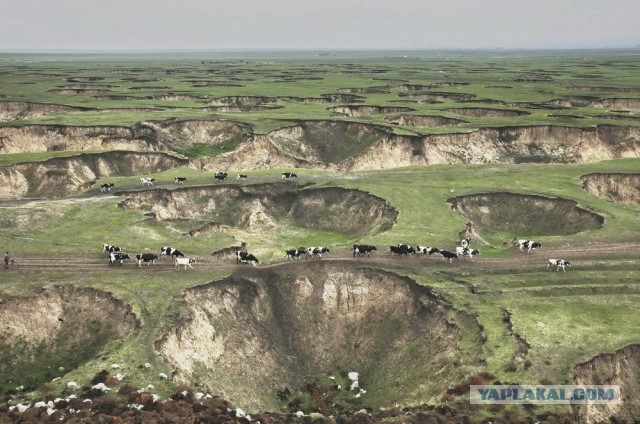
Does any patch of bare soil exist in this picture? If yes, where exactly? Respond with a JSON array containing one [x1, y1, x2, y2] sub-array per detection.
[[286, 93, 366, 103], [117, 183, 397, 237], [399, 92, 477, 103], [200, 105, 282, 113], [0, 124, 156, 154], [0, 151, 188, 199], [341, 124, 640, 171], [581, 173, 640, 205], [337, 86, 391, 94], [0, 102, 95, 122], [329, 105, 416, 117], [595, 114, 640, 122], [151, 93, 203, 101], [205, 96, 277, 108], [447, 192, 604, 236], [566, 84, 640, 93], [156, 262, 483, 410], [386, 114, 466, 127], [0, 285, 139, 392], [142, 119, 252, 154], [545, 97, 640, 113], [49, 88, 113, 95], [573, 344, 640, 424], [442, 107, 530, 117]]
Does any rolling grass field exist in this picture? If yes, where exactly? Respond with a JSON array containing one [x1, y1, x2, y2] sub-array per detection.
[[0, 51, 639, 421]]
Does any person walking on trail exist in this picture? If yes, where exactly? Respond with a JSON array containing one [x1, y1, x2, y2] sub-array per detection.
[[3, 251, 10, 269]]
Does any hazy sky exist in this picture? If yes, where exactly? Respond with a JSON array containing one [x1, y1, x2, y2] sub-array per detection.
[[1, 0, 638, 51]]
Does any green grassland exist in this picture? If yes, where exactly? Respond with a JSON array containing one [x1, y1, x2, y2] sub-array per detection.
[[2, 51, 640, 134], [0, 52, 639, 419]]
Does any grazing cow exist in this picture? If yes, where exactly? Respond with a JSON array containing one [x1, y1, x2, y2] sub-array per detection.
[[353, 244, 377, 257], [214, 172, 228, 182], [417, 246, 440, 256], [139, 177, 156, 186], [161, 246, 184, 258], [397, 244, 414, 252], [517, 239, 542, 253], [174, 177, 187, 184], [103, 244, 123, 255], [460, 238, 471, 249], [306, 246, 330, 259], [285, 248, 305, 261], [390, 245, 415, 256], [281, 172, 298, 180], [439, 250, 459, 263], [100, 183, 114, 193], [109, 252, 130, 265], [455, 246, 480, 260], [175, 257, 196, 270], [237, 174, 248, 180], [136, 253, 158, 267], [547, 259, 571, 272], [236, 251, 259, 265]]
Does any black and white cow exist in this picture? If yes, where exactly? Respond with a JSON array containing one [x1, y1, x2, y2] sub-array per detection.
[[161, 246, 184, 258], [236, 251, 259, 265], [136, 253, 158, 267], [175, 257, 196, 270], [214, 172, 228, 182], [455, 246, 480, 260], [439, 250, 459, 263], [547, 259, 571, 272], [353, 244, 377, 257], [103, 244, 123, 255], [174, 177, 187, 184], [109, 252, 130, 265], [139, 177, 156, 186], [390, 245, 415, 256], [281, 172, 298, 181], [285, 248, 305, 261], [460, 238, 471, 249], [100, 183, 114, 193], [237, 174, 248, 180], [416, 246, 440, 256], [306, 247, 330, 259], [517, 239, 542, 253]]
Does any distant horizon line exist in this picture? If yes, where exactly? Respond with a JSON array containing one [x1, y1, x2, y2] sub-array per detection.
[[1, 46, 639, 54]]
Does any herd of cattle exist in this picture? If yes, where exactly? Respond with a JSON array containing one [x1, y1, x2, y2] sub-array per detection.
[[98, 172, 573, 271], [102, 238, 572, 271], [98, 172, 298, 192]]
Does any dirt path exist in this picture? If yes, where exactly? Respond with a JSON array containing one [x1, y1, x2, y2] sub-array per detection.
[[4, 242, 638, 276]]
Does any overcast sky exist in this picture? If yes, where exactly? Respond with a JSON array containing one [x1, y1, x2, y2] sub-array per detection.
[[1, 0, 638, 51]]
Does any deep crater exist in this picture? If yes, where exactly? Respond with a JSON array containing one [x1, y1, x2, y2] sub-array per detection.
[[0, 151, 188, 199], [386, 114, 466, 127], [448, 192, 604, 236], [117, 183, 397, 237], [581, 173, 640, 205], [0, 285, 139, 392], [442, 107, 531, 117], [328, 105, 416, 117], [156, 262, 482, 410]]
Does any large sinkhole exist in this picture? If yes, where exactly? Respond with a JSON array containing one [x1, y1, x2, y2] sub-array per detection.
[[0, 286, 139, 392], [156, 262, 482, 410], [118, 183, 397, 237], [581, 173, 640, 205], [448, 192, 604, 236]]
